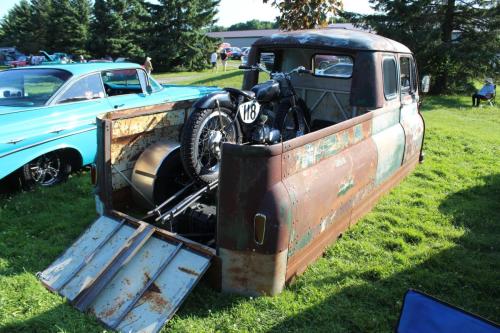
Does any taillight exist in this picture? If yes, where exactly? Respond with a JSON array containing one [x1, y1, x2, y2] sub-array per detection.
[[254, 213, 267, 245]]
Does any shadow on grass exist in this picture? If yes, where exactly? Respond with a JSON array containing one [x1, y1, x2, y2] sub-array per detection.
[[0, 172, 22, 196], [2, 175, 499, 332], [263, 174, 500, 332], [189, 70, 242, 86]]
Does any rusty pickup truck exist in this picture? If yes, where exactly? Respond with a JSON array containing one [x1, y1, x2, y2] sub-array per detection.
[[39, 29, 427, 333]]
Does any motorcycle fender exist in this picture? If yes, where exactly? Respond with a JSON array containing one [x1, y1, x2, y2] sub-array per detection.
[[192, 92, 233, 110]]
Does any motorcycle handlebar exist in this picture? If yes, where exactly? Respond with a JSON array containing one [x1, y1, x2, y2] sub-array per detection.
[[239, 63, 312, 76]]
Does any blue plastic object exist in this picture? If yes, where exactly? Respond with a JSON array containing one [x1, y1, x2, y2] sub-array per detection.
[[397, 289, 500, 333]]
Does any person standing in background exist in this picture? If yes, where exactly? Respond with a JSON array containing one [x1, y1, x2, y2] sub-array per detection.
[[144, 57, 153, 74], [220, 50, 228, 72], [210, 51, 218, 72]]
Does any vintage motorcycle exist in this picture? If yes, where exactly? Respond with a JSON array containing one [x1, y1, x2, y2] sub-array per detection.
[[180, 63, 312, 183]]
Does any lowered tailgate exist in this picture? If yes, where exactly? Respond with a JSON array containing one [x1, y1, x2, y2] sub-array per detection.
[[38, 214, 214, 333]]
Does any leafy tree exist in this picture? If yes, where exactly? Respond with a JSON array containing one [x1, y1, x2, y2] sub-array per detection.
[[207, 25, 227, 32], [30, 0, 53, 52], [263, 0, 343, 30], [91, 0, 149, 60], [227, 19, 278, 31], [0, 0, 41, 53], [49, 0, 92, 56], [357, 0, 500, 94], [148, 0, 220, 71]]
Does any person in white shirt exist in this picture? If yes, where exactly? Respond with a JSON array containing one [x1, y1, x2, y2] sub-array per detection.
[[210, 51, 218, 72], [472, 78, 495, 106]]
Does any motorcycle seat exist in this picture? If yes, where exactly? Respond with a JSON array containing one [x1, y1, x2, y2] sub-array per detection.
[[241, 90, 256, 99], [224, 87, 255, 99]]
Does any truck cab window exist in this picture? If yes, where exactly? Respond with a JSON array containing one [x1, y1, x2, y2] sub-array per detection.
[[383, 57, 397, 100], [400, 57, 411, 95]]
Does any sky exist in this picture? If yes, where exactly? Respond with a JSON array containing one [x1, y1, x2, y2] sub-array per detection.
[[0, 0, 374, 26]]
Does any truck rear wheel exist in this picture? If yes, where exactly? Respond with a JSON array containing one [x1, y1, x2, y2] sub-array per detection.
[[181, 107, 241, 184]]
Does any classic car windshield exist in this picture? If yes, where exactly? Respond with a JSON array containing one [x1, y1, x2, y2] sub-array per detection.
[[0, 69, 71, 107]]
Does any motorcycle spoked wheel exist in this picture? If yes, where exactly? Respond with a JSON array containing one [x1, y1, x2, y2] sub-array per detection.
[[275, 102, 308, 141], [180, 107, 242, 184]]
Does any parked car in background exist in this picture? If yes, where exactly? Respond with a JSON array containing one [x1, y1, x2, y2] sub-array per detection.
[[88, 59, 113, 63], [222, 47, 233, 58], [0, 62, 219, 186], [38, 51, 70, 65], [228, 47, 243, 60], [115, 57, 132, 63], [0, 47, 25, 66], [314, 62, 354, 78], [7, 55, 28, 68]]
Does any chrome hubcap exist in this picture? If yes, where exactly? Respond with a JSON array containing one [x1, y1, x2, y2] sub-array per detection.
[[28, 153, 61, 186]]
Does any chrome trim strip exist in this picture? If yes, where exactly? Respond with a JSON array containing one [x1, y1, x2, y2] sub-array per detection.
[[0, 126, 96, 159]]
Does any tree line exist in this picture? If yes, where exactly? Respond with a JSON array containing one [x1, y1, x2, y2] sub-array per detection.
[[0, 0, 220, 71], [0, 0, 498, 92], [265, 0, 499, 93], [355, 0, 500, 94], [209, 19, 279, 32]]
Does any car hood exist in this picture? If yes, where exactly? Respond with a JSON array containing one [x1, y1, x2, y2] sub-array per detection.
[[160, 85, 222, 101]]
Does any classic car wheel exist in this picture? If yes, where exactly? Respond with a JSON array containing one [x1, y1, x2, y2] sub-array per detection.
[[22, 152, 70, 187], [181, 107, 241, 184]]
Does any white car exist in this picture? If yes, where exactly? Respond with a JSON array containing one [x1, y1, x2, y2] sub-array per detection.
[[314, 62, 353, 78]]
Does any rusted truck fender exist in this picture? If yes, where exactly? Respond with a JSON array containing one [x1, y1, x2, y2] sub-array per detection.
[[217, 143, 292, 296]]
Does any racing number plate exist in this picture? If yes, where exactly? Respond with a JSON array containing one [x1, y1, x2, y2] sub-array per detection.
[[238, 101, 261, 124]]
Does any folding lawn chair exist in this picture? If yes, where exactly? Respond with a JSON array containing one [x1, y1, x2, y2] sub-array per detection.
[[481, 84, 496, 107], [396, 289, 500, 333]]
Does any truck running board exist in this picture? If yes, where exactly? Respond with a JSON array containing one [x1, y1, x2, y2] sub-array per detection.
[[38, 215, 213, 333]]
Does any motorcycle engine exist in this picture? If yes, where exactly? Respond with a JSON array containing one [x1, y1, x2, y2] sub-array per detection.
[[250, 114, 281, 144]]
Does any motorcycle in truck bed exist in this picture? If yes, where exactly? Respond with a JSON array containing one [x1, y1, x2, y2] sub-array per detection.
[[39, 29, 427, 332]]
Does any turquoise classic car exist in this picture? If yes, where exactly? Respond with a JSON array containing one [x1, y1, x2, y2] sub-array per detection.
[[0, 62, 218, 186]]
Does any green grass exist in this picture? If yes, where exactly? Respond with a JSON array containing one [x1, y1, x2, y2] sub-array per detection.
[[0, 71, 499, 332], [153, 60, 245, 87]]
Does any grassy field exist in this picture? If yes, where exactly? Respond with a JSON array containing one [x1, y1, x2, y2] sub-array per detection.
[[0, 70, 499, 332], [153, 60, 244, 87]]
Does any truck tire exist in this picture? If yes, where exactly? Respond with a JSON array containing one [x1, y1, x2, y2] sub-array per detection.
[[181, 107, 241, 184], [22, 151, 71, 188]]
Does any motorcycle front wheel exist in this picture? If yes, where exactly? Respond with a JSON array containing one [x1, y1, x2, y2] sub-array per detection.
[[180, 107, 242, 184]]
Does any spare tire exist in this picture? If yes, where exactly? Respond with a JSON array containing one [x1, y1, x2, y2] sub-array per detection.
[[180, 107, 241, 184]]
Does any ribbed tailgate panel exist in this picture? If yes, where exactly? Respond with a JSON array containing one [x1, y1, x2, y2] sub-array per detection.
[[38, 215, 211, 333]]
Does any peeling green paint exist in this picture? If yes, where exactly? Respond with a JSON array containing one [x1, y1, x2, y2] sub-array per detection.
[[338, 178, 354, 196], [354, 124, 364, 143], [373, 124, 405, 185], [288, 229, 313, 257], [372, 107, 400, 135]]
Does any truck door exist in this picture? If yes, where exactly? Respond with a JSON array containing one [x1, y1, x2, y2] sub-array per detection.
[[399, 55, 424, 164]]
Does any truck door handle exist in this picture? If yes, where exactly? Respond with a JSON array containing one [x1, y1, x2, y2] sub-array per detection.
[[114, 104, 125, 109]]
